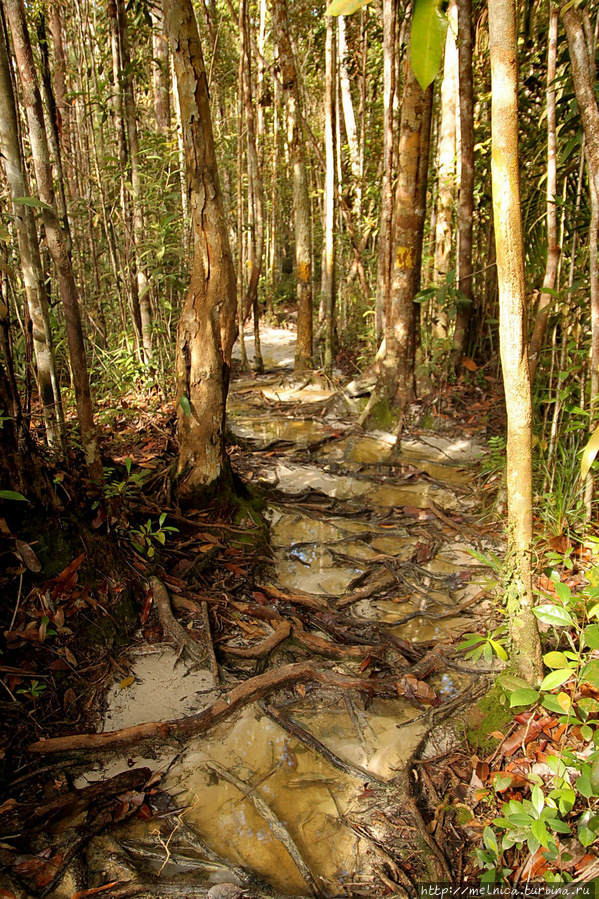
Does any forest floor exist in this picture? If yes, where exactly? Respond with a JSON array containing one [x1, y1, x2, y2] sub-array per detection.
[[2, 324, 586, 898]]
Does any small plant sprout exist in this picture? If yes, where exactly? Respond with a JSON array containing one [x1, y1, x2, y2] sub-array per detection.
[[457, 625, 509, 665], [131, 513, 178, 558]]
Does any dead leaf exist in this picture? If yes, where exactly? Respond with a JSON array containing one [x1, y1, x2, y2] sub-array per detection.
[[397, 673, 440, 707], [461, 357, 478, 371], [118, 676, 135, 690], [63, 688, 76, 709], [15, 539, 41, 572]]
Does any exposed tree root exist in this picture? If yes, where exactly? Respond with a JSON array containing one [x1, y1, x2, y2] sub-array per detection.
[[151, 577, 207, 666]]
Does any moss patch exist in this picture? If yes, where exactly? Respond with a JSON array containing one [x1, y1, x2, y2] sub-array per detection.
[[466, 683, 512, 754]]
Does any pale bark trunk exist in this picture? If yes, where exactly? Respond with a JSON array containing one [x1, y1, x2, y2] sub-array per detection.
[[271, 0, 313, 369], [452, 0, 474, 365], [240, 0, 264, 372], [529, 4, 560, 382], [380, 55, 432, 409], [433, 0, 458, 294], [562, 6, 599, 199], [5, 0, 102, 484], [164, 0, 237, 502], [324, 15, 336, 374], [489, 0, 542, 683], [338, 15, 361, 217], [152, 2, 171, 134], [375, 0, 396, 343], [117, 0, 153, 365], [0, 18, 64, 448], [47, 2, 77, 203]]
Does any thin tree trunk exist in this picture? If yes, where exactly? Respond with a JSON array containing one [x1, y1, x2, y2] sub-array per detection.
[[338, 15, 361, 217], [271, 0, 313, 370], [47, 2, 77, 203], [163, 0, 237, 502], [117, 0, 153, 365], [324, 14, 336, 374], [380, 55, 432, 410], [5, 0, 102, 484], [375, 0, 396, 343], [240, 0, 264, 373], [529, 4, 560, 382], [433, 0, 458, 296], [152, 1, 171, 134], [0, 13, 64, 448], [489, 0, 542, 683], [452, 0, 475, 366]]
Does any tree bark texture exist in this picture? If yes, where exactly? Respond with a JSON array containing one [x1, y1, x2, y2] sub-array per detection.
[[324, 15, 336, 374], [434, 0, 458, 291], [452, 0, 475, 364], [152, 2, 171, 134], [271, 0, 313, 370], [562, 5, 599, 200], [164, 0, 237, 503], [0, 16, 63, 447], [529, 4, 560, 382], [381, 55, 432, 409], [375, 0, 396, 343], [4, 0, 102, 483], [489, 0, 542, 683], [338, 15, 361, 217]]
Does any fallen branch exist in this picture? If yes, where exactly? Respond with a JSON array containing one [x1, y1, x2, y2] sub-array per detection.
[[207, 761, 324, 897], [28, 659, 439, 755], [151, 577, 207, 666]]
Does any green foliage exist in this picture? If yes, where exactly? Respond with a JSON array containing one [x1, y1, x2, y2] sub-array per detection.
[[457, 626, 508, 664], [476, 560, 599, 881], [131, 513, 178, 559], [409, 0, 448, 90]]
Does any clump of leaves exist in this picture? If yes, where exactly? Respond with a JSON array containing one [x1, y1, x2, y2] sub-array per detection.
[[131, 512, 178, 558]]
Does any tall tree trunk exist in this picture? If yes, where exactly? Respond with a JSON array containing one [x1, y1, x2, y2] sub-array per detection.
[[529, 4, 560, 382], [240, 0, 264, 373], [433, 0, 458, 302], [47, 2, 77, 203], [163, 0, 237, 503], [152, 1, 171, 134], [271, 0, 313, 370], [324, 14, 336, 374], [562, 5, 599, 199], [0, 14, 64, 448], [338, 15, 361, 217], [380, 55, 432, 410], [375, 0, 396, 343], [5, 0, 103, 484], [452, 0, 475, 366], [489, 0, 542, 684], [117, 0, 153, 365]]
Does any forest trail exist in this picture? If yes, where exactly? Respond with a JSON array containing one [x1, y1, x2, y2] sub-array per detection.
[[1, 327, 504, 898]]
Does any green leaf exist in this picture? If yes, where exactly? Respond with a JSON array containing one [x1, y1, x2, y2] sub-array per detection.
[[0, 489, 29, 502], [13, 196, 53, 211], [509, 687, 540, 707], [483, 826, 499, 856], [533, 604, 575, 627], [577, 771, 594, 799], [179, 395, 191, 417], [543, 651, 571, 669], [498, 673, 534, 693], [325, 0, 373, 14], [581, 426, 599, 479], [542, 693, 567, 714], [578, 810, 599, 846], [583, 623, 599, 650], [540, 669, 572, 691], [555, 581, 572, 605], [581, 659, 599, 690], [531, 785, 545, 816], [489, 639, 508, 661], [409, 0, 448, 91]]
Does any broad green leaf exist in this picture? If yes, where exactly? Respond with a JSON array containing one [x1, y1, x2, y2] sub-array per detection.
[[555, 581, 572, 604], [483, 826, 498, 855], [581, 426, 599, 480], [577, 770, 594, 799], [325, 0, 372, 14], [179, 395, 191, 417], [542, 693, 567, 714], [498, 673, 534, 692], [509, 687, 540, 707], [531, 785, 545, 816], [489, 639, 508, 661], [578, 810, 599, 846], [581, 659, 599, 690], [590, 758, 599, 794], [13, 196, 53, 211], [409, 0, 448, 90], [540, 669, 572, 691], [0, 489, 29, 502], [543, 651, 571, 669], [583, 623, 599, 649], [533, 604, 575, 627]]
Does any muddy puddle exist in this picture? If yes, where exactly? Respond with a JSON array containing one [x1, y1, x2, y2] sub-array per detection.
[[78, 355, 492, 898]]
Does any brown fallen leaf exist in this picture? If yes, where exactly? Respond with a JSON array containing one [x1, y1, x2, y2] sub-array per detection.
[[15, 539, 41, 572]]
